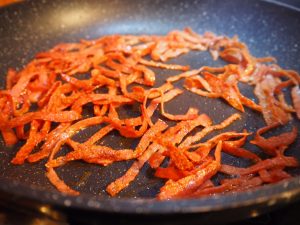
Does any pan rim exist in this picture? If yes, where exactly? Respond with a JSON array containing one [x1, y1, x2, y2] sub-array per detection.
[[262, 0, 300, 12], [0, 175, 299, 214], [1, 0, 300, 13]]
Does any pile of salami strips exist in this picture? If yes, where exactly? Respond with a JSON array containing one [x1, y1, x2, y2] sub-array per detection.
[[0, 28, 299, 200]]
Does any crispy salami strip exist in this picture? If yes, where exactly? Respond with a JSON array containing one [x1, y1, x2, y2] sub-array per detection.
[[291, 85, 300, 119], [250, 123, 297, 156]]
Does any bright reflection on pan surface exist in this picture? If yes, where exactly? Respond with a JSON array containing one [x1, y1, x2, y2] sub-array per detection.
[[55, 8, 95, 28]]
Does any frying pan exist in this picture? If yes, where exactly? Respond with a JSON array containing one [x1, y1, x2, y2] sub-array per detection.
[[0, 0, 300, 224]]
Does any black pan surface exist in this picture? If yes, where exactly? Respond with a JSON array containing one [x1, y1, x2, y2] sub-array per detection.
[[0, 0, 300, 224]]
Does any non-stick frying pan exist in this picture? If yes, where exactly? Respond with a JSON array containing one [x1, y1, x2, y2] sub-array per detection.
[[0, 0, 300, 224]]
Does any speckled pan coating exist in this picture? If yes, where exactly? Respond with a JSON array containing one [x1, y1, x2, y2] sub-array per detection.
[[0, 0, 300, 223]]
